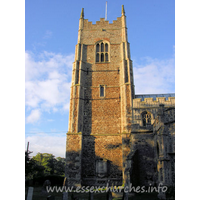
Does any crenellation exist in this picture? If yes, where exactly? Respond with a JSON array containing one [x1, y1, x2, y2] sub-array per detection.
[[144, 97, 154, 102], [133, 97, 175, 108], [99, 18, 105, 22], [83, 17, 122, 31], [112, 17, 122, 25], [156, 97, 166, 102], [168, 97, 175, 104]]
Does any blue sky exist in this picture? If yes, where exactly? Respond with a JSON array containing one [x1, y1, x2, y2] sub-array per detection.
[[25, 0, 175, 157]]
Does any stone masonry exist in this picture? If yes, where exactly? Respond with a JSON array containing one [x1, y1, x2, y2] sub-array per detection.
[[66, 6, 175, 195], [66, 6, 134, 187]]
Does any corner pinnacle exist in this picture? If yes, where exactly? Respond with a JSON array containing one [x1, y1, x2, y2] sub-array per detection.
[[121, 5, 125, 16], [80, 8, 84, 19]]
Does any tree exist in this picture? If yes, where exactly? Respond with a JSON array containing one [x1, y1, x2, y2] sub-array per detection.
[[54, 157, 65, 176], [25, 151, 45, 179], [25, 150, 32, 177], [26, 152, 66, 179], [32, 153, 64, 176]]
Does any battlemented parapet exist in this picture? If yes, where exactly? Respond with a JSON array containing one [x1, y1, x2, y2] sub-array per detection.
[[79, 17, 125, 46], [132, 94, 175, 126], [83, 17, 122, 30], [133, 96, 175, 108]]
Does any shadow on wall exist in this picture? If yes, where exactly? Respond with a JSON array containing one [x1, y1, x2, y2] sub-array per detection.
[[67, 44, 123, 186], [81, 134, 123, 186], [65, 148, 123, 187], [127, 140, 158, 187]]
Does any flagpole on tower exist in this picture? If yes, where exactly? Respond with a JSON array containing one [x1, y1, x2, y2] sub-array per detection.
[[105, 1, 107, 20]]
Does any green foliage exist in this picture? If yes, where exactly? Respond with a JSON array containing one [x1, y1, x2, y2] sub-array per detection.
[[54, 157, 65, 175], [25, 152, 66, 183], [32, 153, 66, 177], [25, 150, 38, 179], [32, 153, 56, 175]]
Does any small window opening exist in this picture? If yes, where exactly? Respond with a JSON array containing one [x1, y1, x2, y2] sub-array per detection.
[[100, 85, 104, 97]]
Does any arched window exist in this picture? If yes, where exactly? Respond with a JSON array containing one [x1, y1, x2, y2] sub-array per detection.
[[101, 53, 104, 62], [141, 111, 151, 126], [96, 53, 99, 62], [96, 44, 99, 52], [105, 43, 108, 52], [105, 53, 108, 62], [96, 41, 109, 63], [101, 43, 104, 52]]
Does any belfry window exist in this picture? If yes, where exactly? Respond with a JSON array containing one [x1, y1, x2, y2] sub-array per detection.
[[96, 41, 109, 63], [142, 111, 151, 126]]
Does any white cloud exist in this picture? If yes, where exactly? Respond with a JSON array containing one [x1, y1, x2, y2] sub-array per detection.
[[133, 56, 175, 94], [26, 109, 41, 124], [25, 134, 66, 158], [63, 102, 70, 111], [25, 51, 74, 123]]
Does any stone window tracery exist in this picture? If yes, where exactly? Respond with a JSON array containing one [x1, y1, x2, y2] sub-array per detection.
[[141, 111, 151, 126], [96, 41, 109, 63]]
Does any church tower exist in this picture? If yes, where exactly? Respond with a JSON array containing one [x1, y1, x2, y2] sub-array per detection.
[[66, 6, 135, 187]]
